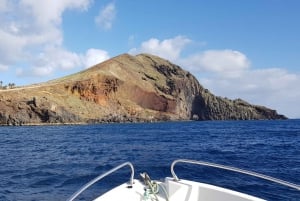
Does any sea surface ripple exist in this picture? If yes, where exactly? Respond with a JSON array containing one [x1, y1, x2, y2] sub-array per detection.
[[0, 120, 299, 200]]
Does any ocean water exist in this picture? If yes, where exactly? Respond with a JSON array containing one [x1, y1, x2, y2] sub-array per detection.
[[0, 120, 299, 201]]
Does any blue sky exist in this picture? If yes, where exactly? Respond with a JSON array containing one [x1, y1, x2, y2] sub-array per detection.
[[0, 0, 300, 118]]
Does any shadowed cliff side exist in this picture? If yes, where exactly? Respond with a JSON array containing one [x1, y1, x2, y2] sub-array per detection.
[[0, 53, 287, 125]]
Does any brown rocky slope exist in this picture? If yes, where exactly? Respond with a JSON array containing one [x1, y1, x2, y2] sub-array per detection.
[[0, 53, 287, 125]]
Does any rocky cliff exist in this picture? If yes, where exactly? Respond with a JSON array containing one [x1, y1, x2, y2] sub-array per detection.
[[0, 53, 287, 125]]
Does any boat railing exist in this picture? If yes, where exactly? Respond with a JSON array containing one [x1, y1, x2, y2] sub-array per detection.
[[66, 162, 135, 201], [171, 159, 300, 191]]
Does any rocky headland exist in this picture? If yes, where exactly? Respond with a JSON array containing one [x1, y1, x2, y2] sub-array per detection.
[[0, 53, 287, 126]]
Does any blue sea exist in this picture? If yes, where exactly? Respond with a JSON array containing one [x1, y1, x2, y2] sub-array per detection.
[[0, 120, 299, 201]]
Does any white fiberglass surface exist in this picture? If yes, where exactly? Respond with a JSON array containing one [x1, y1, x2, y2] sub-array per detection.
[[92, 178, 265, 201], [165, 178, 265, 201]]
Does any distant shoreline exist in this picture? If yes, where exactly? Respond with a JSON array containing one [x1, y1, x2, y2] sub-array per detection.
[[0, 118, 293, 127]]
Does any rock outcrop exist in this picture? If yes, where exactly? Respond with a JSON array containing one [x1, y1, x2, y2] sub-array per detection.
[[0, 53, 287, 125]]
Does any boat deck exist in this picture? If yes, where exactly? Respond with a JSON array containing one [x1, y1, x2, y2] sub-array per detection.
[[93, 178, 265, 201]]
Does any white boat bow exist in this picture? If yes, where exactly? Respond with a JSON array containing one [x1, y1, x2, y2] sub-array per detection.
[[67, 159, 300, 201]]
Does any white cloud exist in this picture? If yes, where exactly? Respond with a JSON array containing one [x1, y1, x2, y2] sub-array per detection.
[[16, 47, 110, 77], [0, 0, 92, 61], [0, 30, 27, 63], [182, 50, 250, 78], [20, 0, 91, 27], [0, 0, 9, 12], [16, 66, 54, 77], [0, 64, 8, 71], [37, 47, 82, 70], [201, 68, 298, 97], [31, 66, 54, 77], [95, 2, 116, 30], [129, 36, 191, 61], [0, 1, 110, 84], [0, 0, 93, 79], [83, 49, 110, 68], [16, 47, 82, 77]]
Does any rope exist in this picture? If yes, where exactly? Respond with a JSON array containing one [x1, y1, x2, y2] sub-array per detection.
[[140, 173, 162, 201]]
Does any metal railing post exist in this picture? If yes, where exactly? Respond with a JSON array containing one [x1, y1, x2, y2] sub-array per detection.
[[67, 162, 135, 201], [171, 159, 300, 191]]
